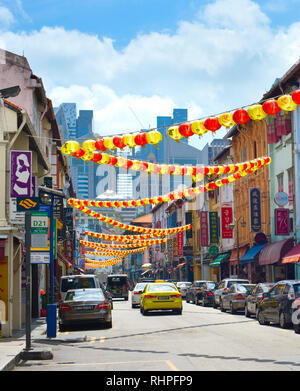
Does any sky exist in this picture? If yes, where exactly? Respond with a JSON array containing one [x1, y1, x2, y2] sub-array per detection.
[[0, 0, 300, 150]]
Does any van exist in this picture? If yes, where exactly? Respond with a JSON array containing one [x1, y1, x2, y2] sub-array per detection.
[[106, 274, 129, 300], [59, 275, 101, 302]]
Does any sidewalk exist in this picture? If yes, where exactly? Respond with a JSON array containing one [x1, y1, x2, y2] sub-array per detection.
[[0, 317, 47, 371]]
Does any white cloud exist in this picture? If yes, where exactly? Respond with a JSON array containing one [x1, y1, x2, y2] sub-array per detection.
[[0, 6, 14, 29], [0, 0, 300, 149]]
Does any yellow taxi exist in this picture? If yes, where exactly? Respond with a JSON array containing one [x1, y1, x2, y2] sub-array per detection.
[[140, 282, 182, 315]]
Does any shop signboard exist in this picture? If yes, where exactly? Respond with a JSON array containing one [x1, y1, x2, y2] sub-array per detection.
[[209, 211, 219, 244], [221, 206, 233, 239], [249, 188, 261, 232], [275, 208, 290, 235], [199, 211, 209, 247]]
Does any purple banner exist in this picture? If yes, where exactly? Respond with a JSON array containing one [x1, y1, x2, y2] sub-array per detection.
[[10, 151, 32, 198], [275, 208, 290, 236]]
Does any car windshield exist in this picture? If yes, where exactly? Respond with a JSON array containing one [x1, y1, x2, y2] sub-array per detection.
[[293, 284, 300, 297], [177, 282, 191, 287], [147, 284, 178, 292], [61, 277, 96, 292], [206, 282, 216, 290], [65, 290, 105, 302], [134, 283, 147, 291], [228, 280, 249, 288]]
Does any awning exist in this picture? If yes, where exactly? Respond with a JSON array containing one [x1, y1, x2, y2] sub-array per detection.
[[281, 243, 300, 264], [240, 244, 266, 264], [57, 251, 72, 269], [259, 238, 294, 266], [229, 245, 249, 266], [176, 262, 187, 269], [209, 252, 231, 268]]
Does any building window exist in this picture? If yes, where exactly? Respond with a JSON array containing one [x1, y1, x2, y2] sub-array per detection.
[[288, 168, 293, 205], [241, 148, 247, 162], [253, 141, 257, 159], [277, 173, 284, 193]]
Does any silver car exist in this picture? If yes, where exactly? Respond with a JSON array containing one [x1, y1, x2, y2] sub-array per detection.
[[58, 288, 112, 331], [213, 278, 250, 308], [220, 283, 256, 314], [131, 282, 147, 308], [176, 282, 192, 298]]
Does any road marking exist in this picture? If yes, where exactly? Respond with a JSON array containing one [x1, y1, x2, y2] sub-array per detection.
[[100, 337, 105, 343], [89, 337, 96, 343], [24, 359, 169, 368], [165, 360, 179, 371]]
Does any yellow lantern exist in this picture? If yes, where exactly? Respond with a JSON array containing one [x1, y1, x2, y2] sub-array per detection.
[[81, 151, 94, 161], [186, 167, 193, 176], [82, 139, 96, 152], [218, 113, 235, 129], [147, 163, 153, 173], [61, 144, 68, 155], [168, 126, 183, 142], [162, 195, 169, 202], [63, 140, 80, 156], [131, 160, 141, 171], [100, 153, 110, 164], [173, 166, 182, 176], [215, 179, 223, 187], [123, 134, 137, 148], [277, 95, 297, 111], [191, 120, 207, 135], [247, 104, 267, 121], [227, 175, 236, 183], [103, 137, 115, 150], [146, 130, 162, 146], [160, 165, 169, 175], [116, 156, 126, 168]]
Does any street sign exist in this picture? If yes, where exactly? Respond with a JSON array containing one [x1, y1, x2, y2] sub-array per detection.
[[31, 252, 50, 264], [209, 245, 219, 256], [274, 192, 289, 207], [30, 212, 49, 251], [16, 197, 40, 212]]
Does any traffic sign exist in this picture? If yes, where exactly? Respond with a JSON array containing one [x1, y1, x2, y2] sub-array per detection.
[[16, 197, 40, 212]]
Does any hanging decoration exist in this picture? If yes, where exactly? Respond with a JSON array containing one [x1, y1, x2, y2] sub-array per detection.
[[85, 231, 164, 240], [80, 239, 168, 249], [68, 156, 271, 210], [60, 90, 299, 155]]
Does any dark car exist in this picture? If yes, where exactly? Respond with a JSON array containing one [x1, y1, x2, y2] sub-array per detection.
[[194, 281, 217, 306], [245, 282, 274, 318], [256, 280, 300, 329], [220, 283, 256, 314], [58, 288, 112, 331], [186, 281, 213, 304], [213, 278, 250, 308]]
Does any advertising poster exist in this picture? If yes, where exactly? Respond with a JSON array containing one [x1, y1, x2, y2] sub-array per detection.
[[221, 206, 233, 239], [10, 151, 32, 198]]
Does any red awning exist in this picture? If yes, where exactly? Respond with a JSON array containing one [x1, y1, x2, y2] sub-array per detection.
[[281, 243, 300, 264], [259, 238, 294, 266], [229, 245, 249, 266], [57, 251, 73, 269]]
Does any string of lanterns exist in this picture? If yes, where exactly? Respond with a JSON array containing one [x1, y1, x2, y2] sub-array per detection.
[[84, 255, 124, 267], [68, 156, 270, 210], [86, 247, 149, 256], [85, 231, 165, 240], [80, 239, 167, 249], [60, 90, 300, 154], [83, 232, 170, 245]]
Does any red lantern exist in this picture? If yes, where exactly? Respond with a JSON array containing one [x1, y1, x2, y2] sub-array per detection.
[[153, 164, 161, 173], [139, 162, 148, 171], [113, 136, 126, 149], [125, 160, 133, 169], [208, 182, 217, 190], [168, 165, 175, 175], [221, 178, 229, 185], [95, 138, 107, 151], [262, 99, 281, 116], [178, 122, 194, 138], [292, 89, 300, 104], [134, 132, 148, 147], [204, 117, 221, 132], [108, 156, 118, 166], [73, 148, 85, 158], [232, 109, 250, 124], [91, 151, 102, 163]]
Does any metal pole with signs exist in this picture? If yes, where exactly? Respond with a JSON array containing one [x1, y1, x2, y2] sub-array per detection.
[[25, 211, 32, 351]]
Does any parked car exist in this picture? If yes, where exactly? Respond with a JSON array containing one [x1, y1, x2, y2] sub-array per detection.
[[106, 274, 129, 300], [194, 281, 217, 306], [59, 274, 102, 302], [293, 297, 300, 334], [257, 280, 300, 329], [244, 283, 274, 318], [176, 282, 192, 298], [140, 282, 182, 315], [220, 283, 255, 314], [186, 281, 213, 304], [58, 288, 112, 331], [131, 282, 148, 308], [213, 278, 250, 308]]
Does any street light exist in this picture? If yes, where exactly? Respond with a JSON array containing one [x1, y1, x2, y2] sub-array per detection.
[[229, 216, 246, 277]]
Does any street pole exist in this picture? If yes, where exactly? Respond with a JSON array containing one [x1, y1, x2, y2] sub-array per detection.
[[236, 220, 239, 278], [25, 211, 32, 351], [50, 194, 54, 304]]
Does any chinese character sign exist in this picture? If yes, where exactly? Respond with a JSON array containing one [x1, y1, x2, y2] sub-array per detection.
[[209, 211, 219, 244], [275, 208, 290, 235], [200, 211, 209, 247], [10, 151, 32, 198], [250, 188, 261, 232], [221, 207, 233, 239]]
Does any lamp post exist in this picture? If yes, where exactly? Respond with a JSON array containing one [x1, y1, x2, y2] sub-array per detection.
[[229, 216, 246, 277]]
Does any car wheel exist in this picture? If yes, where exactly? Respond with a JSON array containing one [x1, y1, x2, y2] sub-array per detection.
[[124, 296, 128, 301], [202, 298, 207, 307], [143, 309, 149, 316], [279, 312, 289, 329], [186, 295, 189, 303], [175, 308, 182, 315], [105, 320, 112, 329], [132, 304, 136, 308], [220, 300, 226, 312], [245, 304, 251, 318], [230, 302, 236, 314], [213, 300, 218, 309], [59, 324, 66, 332], [258, 310, 269, 326], [140, 306, 144, 314], [294, 324, 300, 334], [195, 296, 199, 306]]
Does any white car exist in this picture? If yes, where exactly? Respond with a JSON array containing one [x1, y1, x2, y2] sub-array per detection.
[[131, 282, 148, 308], [176, 281, 192, 298]]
